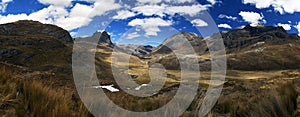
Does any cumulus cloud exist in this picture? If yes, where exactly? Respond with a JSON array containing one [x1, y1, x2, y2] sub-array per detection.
[[131, 4, 209, 17], [136, 0, 163, 4], [0, 0, 13, 12], [243, 0, 300, 14], [164, 0, 195, 3], [137, 0, 195, 4], [55, 4, 93, 30], [239, 11, 265, 24], [0, 5, 68, 24], [38, 0, 72, 7], [132, 4, 166, 17], [207, 0, 216, 5], [128, 18, 172, 37], [0, 0, 121, 31], [0, 0, 215, 37], [218, 23, 232, 29], [165, 4, 210, 17], [125, 1, 212, 37], [218, 14, 237, 20], [112, 10, 136, 20], [191, 19, 208, 27], [277, 23, 291, 30], [89, 1, 120, 17], [126, 32, 141, 39]]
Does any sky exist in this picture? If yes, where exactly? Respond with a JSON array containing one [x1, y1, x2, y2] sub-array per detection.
[[0, 0, 300, 45]]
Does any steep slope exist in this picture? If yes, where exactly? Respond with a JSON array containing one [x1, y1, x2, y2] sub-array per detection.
[[0, 20, 74, 82], [148, 25, 300, 70], [224, 25, 300, 70], [0, 20, 91, 116], [150, 32, 207, 56]]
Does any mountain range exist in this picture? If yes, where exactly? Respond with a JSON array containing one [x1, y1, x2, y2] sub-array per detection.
[[0, 20, 300, 117]]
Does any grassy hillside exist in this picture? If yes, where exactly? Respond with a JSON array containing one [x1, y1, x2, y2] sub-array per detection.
[[0, 65, 90, 117]]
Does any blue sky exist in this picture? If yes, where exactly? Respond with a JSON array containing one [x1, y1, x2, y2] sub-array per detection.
[[0, 0, 300, 45]]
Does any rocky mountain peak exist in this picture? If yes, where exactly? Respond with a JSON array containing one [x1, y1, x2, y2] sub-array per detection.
[[91, 31, 113, 46], [150, 32, 205, 55], [220, 25, 299, 49], [243, 24, 287, 36]]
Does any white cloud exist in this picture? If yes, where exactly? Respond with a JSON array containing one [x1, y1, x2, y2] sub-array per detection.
[[207, 0, 216, 5], [164, 0, 195, 3], [243, 0, 300, 14], [218, 14, 237, 20], [191, 19, 208, 27], [136, 0, 163, 4], [55, 4, 93, 30], [0, 14, 30, 24], [165, 4, 210, 17], [0, 0, 12, 12], [70, 32, 77, 37], [137, 0, 195, 4], [0, 0, 121, 31], [295, 22, 300, 36], [112, 10, 136, 20], [132, 4, 166, 17], [218, 23, 232, 29], [89, 1, 120, 17], [277, 23, 291, 30], [0, 5, 68, 24], [243, 0, 273, 8], [128, 18, 172, 37], [38, 0, 72, 7], [127, 32, 141, 39], [2, 0, 12, 2], [0, 0, 215, 37], [239, 11, 265, 24], [131, 4, 210, 17]]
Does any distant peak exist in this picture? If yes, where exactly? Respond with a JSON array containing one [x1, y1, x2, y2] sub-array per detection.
[[90, 30, 113, 46], [243, 24, 287, 34]]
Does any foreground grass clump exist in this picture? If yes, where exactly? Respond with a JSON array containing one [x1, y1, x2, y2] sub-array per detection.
[[0, 67, 18, 116], [19, 80, 73, 117], [0, 66, 90, 117], [214, 81, 298, 117]]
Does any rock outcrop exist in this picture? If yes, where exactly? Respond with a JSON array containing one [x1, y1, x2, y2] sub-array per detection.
[[0, 20, 73, 43]]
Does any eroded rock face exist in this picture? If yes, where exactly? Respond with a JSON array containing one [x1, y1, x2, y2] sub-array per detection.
[[99, 31, 113, 45], [0, 20, 73, 43]]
